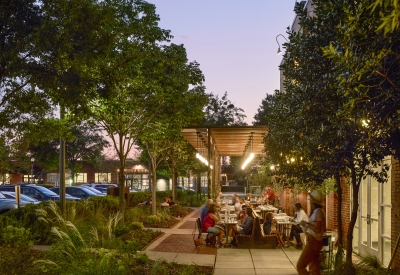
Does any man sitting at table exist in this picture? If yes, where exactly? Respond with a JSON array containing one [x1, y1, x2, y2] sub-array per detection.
[[201, 199, 213, 222], [230, 207, 254, 247], [289, 202, 308, 249]]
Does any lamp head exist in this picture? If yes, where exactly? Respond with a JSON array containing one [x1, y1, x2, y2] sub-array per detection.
[[277, 47, 282, 55]]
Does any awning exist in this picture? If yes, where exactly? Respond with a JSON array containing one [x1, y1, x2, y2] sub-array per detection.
[[181, 126, 268, 157]]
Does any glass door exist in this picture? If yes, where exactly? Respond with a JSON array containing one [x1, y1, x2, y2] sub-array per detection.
[[357, 157, 392, 264]]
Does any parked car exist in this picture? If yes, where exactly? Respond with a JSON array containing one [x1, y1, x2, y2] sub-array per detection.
[[176, 186, 196, 192], [1, 191, 41, 204], [0, 191, 30, 214], [50, 186, 100, 199], [94, 187, 108, 194], [0, 184, 80, 201], [81, 186, 106, 196], [81, 183, 118, 189]]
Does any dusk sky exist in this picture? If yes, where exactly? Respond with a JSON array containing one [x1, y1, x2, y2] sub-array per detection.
[[148, 1, 297, 124]]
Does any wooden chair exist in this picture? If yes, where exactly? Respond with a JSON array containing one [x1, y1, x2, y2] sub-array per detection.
[[236, 209, 278, 249]]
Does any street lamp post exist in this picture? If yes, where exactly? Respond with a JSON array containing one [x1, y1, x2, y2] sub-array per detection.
[[30, 158, 35, 183]]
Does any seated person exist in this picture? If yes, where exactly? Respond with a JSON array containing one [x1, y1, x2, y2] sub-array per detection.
[[231, 193, 238, 205], [263, 212, 286, 247], [138, 196, 152, 206], [201, 199, 213, 222], [168, 196, 177, 207], [289, 202, 308, 248], [215, 192, 223, 207], [230, 207, 254, 247], [245, 193, 252, 201], [201, 203, 224, 248], [234, 196, 242, 214], [160, 197, 170, 207]]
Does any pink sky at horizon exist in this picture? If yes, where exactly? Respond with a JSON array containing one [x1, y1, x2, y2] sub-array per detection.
[[148, 1, 297, 125]]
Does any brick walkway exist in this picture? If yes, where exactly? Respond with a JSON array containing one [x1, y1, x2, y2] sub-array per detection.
[[150, 207, 217, 255], [178, 220, 196, 229], [153, 234, 216, 255]]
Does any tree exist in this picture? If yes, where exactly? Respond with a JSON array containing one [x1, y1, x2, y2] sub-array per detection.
[[65, 121, 109, 185], [203, 92, 247, 126], [257, 1, 393, 269]]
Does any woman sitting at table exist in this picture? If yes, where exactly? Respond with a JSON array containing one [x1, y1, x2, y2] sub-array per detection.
[[230, 207, 254, 247], [202, 203, 224, 248], [263, 212, 286, 247]]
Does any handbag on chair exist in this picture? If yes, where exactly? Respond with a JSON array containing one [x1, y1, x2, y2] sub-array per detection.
[[193, 221, 205, 247]]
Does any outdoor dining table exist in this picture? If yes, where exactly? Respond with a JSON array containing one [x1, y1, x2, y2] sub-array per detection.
[[216, 218, 238, 247], [257, 205, 278, 219], [276, 219, 298, 244]]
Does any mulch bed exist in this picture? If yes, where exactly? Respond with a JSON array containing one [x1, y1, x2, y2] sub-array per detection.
[[152, 234, 217, 255]]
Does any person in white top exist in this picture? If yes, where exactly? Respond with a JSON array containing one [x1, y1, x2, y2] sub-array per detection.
[[297, 190, 326, 275], [234, 196, 242, 215], [289, 202, 308, 248], [215, 192, 223, 207]]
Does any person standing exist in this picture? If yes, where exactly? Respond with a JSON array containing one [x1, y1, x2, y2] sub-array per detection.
[[297, 190, 326, 275], [266, 187, 276, 206], [289, 203, 308, 249]]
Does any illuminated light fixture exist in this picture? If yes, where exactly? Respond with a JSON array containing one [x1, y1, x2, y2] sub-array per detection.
[[242, 153, 255, 170], [195, 131, 213, 169], [362, 119, 370, 127], [291, 157, 295, 163], [276, 34, 289, 55], [242, 132, 254, 169], [270, 165, 275, 170]]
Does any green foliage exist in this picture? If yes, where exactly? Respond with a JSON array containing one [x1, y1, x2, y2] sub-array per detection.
[[203, 91, 247, 126], [0, 225, 34, 248], [128, 192, 153, 207], [88, 195, 119, 215], [3, 203, 53, 244]]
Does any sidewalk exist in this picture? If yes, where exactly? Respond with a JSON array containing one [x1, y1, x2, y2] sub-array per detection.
[[143, 207, 301, 274]]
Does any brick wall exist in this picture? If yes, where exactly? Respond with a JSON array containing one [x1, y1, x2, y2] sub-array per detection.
[[340, 177, 351, 244], [326, 191, 337, 230], [278, 188, 308, 217]]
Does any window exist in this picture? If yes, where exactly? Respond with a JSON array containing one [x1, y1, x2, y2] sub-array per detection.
[[95, 173, 111, 183], [75, 173, 87, 183]]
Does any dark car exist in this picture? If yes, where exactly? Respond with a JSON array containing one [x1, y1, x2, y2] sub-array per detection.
[[2, 191, 41, 204], [81, 186, 106, 196], [50, 186, 100, 199], [0, 184, 79, 201]]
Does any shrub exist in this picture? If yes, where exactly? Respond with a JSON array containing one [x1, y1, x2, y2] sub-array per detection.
[[0, 225, 34, 248]]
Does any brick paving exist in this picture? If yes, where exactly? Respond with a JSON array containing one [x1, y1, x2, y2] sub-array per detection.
[[178, 220, 196, 229], [152, 233, 217, 255], [150, 207, 217, 255]]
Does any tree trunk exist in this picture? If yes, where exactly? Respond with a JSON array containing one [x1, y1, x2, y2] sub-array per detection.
[[118, 135, 126, 225], [172, 164, 176, 201], [335, 170, 345, 267], [151, 159, 157, 215], [346, 165, 361, 266], [70, 160, 75, 185]]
